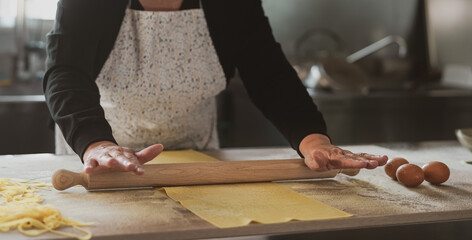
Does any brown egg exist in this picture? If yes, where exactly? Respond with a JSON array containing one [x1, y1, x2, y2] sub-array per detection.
[[384, 157, 409, 180], [396, 164, 424, 187], [422, 161, 450, 185]]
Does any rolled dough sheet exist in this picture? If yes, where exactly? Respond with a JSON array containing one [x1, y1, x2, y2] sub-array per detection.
[[148, 149, 219, 164], [150, 150, 352, 228]]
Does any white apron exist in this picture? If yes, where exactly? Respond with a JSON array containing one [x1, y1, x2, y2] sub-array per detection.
[[55, 4, 226, 154]]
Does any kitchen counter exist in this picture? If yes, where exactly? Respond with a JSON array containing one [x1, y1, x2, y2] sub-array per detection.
[[0, 79, 54, 155], [1, 141, 471, 240], [309, 88, 472, 144], [219, 77, 472, 148]]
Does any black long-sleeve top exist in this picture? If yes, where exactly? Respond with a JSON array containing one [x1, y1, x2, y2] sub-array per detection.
[[43, 0, 328, 160]]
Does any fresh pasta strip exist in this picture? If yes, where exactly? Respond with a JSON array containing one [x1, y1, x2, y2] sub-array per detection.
[[0, 178, 92, 240]]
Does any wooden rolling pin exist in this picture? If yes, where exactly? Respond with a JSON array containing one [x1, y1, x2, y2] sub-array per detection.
[[52, 159, 360, 191]]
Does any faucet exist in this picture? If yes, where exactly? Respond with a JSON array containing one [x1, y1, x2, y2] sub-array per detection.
[[346, 35, 408, 63]]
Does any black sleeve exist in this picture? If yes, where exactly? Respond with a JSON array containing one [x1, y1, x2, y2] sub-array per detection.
[[235, 0, 328, 154], [43, 0, 126, 159]]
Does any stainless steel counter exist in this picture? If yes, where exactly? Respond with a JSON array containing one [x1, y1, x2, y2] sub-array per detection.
[[311, 88, 472, 144], [218, 76, 472, 148], [0, 81, 53, 154]]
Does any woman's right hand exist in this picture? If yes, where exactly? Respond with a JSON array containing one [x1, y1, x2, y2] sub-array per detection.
[[83, 141, 164, 175]]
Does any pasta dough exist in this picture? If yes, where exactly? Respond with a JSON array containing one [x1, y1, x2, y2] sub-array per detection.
[[0, 178, 92, 240], [151, 150, 352, 228], [163, 182, 352, 228], [148, 149, 219, 164]]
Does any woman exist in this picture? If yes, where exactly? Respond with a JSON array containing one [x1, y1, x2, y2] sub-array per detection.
[[44, 0, 388, 175]]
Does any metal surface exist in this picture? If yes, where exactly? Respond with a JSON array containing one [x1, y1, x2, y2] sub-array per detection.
[[304, 56, 369, 94], [262, 0, 418, 61], [0, 99, 54, 154], [0, 80, 53, 154], [346, 36, 407, 63], [263, 0, 428, 90], [218, 76, 472, 147], [0, 94, 44, 102], [312, 88, 472, 144], [303, 36, 407, 94]]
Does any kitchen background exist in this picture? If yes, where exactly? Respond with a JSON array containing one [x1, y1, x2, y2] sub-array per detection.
[[1, 0, 471, 154]]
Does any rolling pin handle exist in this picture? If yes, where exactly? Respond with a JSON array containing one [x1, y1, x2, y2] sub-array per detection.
[[338, 168, 361, 176], [52, 169, 88, 191]]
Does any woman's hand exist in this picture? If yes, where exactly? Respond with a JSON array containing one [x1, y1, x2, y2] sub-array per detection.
[[83, 141, 164, 175], [300, 134, 388, 171]]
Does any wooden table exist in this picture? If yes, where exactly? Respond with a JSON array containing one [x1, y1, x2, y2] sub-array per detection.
[[1, 141, 472, 240]]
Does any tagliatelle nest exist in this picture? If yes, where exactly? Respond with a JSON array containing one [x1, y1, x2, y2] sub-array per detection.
[[0, 178, 92, 240]]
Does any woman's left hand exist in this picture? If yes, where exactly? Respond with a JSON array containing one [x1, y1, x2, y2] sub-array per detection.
[[300, 134, 388, 171]]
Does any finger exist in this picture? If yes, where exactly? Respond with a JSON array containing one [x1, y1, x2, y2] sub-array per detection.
[[136, 144, 164, 164], [304, 150, 330, 171], [120, 151, 142, 174], [355, 153, 388, 168], [364, 160, 379, 169], [92, 152, 119, 169], [84, 158, 99, 174], [328, 153, 369, 169], [114, 154, 139, 171], [102, 156, 119, 168], [342, 153, 378, 169], [108, 150, 143, 174], [359, 153, 389, 166], [123, 150, 135, 159]]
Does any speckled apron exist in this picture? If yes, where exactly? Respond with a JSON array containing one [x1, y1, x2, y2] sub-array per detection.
[[55, 4, 226, 154]]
